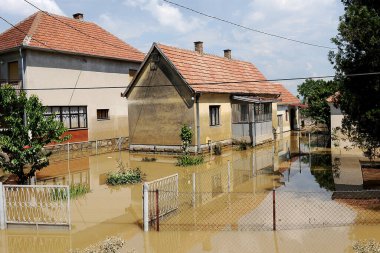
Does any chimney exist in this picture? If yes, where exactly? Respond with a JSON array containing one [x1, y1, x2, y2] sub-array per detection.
[[224, 49, 231, 59], [73, 13, 84, 21], [194, 41, 203, 54]]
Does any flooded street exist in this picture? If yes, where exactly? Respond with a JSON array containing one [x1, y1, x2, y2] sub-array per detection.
[[1, 133, 380, 253]]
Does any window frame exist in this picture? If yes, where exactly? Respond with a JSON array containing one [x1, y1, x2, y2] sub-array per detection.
[[44, 106, 88, 130], [209, 105, 220, 126], [97, 109, 110, 120]]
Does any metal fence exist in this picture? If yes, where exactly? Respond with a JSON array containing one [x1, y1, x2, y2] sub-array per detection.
[[45, 137, 128, 162], [0, 183, 71, 229], [148, 189, 380, 231], [143, 174, 179, 231]]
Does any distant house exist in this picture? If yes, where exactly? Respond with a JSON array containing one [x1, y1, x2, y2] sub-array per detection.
[[123, 42, 280, 153], [272, 83, 301, 136], [0, 11, 145, 142]]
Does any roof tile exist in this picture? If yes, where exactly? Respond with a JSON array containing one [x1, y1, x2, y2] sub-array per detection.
[[271, 83, 301, 105], [0, 11, 145, 62]]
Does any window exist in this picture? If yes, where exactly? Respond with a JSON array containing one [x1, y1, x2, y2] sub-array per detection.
[[254, 103, 272, 122], [8, 61, 18, 84], [209, 106, 220, 126], [240, 104, 248, 122], [44, 106, 87, 129], [97, 109, 109, 120]]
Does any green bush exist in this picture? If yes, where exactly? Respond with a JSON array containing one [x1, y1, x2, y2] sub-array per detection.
[[176, 155, 204, 166], [106, 168, 145, 186]]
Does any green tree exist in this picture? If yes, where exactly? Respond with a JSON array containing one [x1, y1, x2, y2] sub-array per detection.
[[297, 79, 337, 128], [0, 85, 69, 184], [329, 1, 380, 158]]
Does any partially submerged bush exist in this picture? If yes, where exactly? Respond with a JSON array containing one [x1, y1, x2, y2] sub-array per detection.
[[106, 168, 145, 186], [51, 183, 90, 201], [237, 141, 249, 151], [353, 240, 380, 253], [71, 236, 126, 253], [142, 157, 157, 162], [213, 142, 222, 155], [177, 155, 204, 166]]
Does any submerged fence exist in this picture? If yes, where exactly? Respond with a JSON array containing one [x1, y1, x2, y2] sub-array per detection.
[[147, 189, 380, 231], [0, 183, 70, 229]]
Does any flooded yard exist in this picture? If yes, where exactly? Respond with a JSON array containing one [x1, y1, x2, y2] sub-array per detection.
[[1, 133, 380, 253]]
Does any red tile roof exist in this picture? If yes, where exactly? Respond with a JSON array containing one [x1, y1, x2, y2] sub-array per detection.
[[0, 11, 145, 62], [271, 83, 301, 105], [156, 44, 279, 96]]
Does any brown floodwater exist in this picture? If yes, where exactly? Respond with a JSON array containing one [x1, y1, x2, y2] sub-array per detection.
[[1, 133, 380, 253]]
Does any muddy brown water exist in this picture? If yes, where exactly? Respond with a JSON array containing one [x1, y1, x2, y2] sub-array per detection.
[[1, 133, 380, 253]]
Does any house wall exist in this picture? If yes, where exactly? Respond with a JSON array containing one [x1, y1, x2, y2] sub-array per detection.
[[22, 50, 140, 141], [198, 93, 232, 145], [127, 61, 195, 149], [277, 105, 291, 133]]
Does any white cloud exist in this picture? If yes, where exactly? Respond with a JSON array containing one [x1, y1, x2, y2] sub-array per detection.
[[0, 0, 65, 16], [123, 0, 200, 33]]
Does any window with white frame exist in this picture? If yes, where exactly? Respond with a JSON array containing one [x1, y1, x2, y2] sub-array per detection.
[[44, 106, 87, 129]]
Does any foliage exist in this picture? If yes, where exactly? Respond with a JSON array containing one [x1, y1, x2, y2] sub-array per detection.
[[0, 85, 69, 184], [180, 125, 193, 154], [329, 1, 380, 159], [297, 79, 337, 128], [51, 183, 91, 201], [71, 236, 127, 253], [141, 157, 157, 162], [176, 155, 204, 166], [235, 140, 249, 151], [353, 239, 380, 253], [213, 142, 222, 155], [106, 161, 145, 186]]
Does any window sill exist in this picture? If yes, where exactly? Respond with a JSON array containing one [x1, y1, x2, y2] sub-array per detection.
[[210, 124, 221, 127], [97, 118, 110, 121]]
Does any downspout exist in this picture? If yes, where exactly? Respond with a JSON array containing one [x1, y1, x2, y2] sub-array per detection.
[[195, 93, 201, 153], [19, 47, 27, 127]]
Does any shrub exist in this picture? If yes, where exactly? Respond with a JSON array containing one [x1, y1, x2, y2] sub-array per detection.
[[180, 125, 193, 154], [213, 143, 222, 155], [353, 240, 380, 253], [237, 141, 248, 151], [106, 168, 145, 186], [176, 155, 204, 166], [51, 183, 90, 201], [142, 157, 157, 162]]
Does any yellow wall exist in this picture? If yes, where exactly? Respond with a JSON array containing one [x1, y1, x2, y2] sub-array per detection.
[[198, 93, 232, 145]]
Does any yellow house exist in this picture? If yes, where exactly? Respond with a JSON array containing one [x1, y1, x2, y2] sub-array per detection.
[[123, 42, 279, 153]]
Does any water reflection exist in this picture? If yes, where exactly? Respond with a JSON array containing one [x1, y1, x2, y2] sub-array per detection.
[[2, 132, 379, 253]]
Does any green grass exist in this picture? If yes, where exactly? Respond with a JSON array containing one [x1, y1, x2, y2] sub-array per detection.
[[176, 155, 204, 166], [51, 183, 90, 201]]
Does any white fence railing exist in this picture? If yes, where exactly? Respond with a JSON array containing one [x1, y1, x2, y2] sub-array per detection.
[[143, 174, 178, 231], [0, 183, 70, 229]]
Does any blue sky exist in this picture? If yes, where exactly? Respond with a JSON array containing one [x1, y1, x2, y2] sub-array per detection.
[[0, 0, 344, 95]]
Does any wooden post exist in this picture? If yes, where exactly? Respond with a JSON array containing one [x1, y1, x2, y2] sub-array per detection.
[[155, 189, 159, 232], [273, 189, 276, 231]]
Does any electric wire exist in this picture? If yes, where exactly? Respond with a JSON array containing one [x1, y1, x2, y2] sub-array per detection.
[[162, 0, 336, 50], [2, 72, 379, 91]]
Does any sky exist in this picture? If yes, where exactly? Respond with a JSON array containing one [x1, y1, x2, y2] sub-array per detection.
[[0, 0, 344, 95]]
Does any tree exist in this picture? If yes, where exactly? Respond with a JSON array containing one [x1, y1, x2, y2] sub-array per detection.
[[0, 85, 69, 184], [297, 79, 337, 128], [329, 1, 380, 158]]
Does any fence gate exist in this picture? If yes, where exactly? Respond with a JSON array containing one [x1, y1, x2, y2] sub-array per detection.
[[0, 183, 71, 229], [143, 174, 178, 231]]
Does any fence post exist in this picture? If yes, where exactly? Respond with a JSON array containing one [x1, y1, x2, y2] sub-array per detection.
[[298, 132, 301, 155], [308, 132, 311, 153], [67, 185, 71, 230], [0, 183, 5, 230], [227, 160, 231, 193], [192, 173, 196, 207], [95, 140, 98, 155], [143, 183, 149, 232], [155, 189, 159, 232], [272, 189, 276, 231]]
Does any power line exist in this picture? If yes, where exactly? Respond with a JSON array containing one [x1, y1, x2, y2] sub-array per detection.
[[23, 0, 135, 53], [3, 72, 380, 91], [162, 0, 336, 50]]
